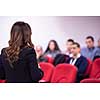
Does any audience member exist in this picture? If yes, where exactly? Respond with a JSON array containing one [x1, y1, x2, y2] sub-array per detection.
[[44, 40, 61, 59], [93, 38, 100, 61], [64, 39, 74, 57], [53, 39, 74, 66], [35, 45, 48, 62], [67, 42, 88, 82], [97, 38, 100, 48], [81, 36, 98, 61]]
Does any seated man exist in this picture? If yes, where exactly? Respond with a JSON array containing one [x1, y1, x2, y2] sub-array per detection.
[[35, 45, 48, 63], [63, 39, 74, 57], [53, 39, 74, 66], [67, 42, 88, 82], [93, 38, 100, 61], [81, 36, 98, 61]]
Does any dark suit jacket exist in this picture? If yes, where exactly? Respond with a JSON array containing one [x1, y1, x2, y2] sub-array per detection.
[[53, 54, 69, 66], [0, 47, 43, 83], [67, 55, 88, 82]]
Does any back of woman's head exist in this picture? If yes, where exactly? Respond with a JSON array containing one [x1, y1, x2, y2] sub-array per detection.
[[45, 40, 60, 53], [5, 21, 34, 63]]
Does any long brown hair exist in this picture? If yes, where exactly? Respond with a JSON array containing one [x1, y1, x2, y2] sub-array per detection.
[[5, 21, 34, 63], [44, 40, 61, 53]]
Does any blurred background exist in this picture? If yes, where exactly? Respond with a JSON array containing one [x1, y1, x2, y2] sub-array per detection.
[[0, 16, 100, 51]]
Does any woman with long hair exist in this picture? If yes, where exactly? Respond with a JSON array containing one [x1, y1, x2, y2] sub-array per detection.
[[0, 21, 43, 83], [44, 40, 61, 59]]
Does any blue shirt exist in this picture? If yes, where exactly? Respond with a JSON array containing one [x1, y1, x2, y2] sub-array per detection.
[[81, 47, 98, 61], [95, 47, 100, 56]]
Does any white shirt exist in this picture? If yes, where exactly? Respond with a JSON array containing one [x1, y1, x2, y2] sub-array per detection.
[[70, 53, 81, 65]]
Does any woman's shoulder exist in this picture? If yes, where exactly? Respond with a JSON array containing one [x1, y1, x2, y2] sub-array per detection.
[[23, 47, 35, 51], [19, 47, 36, 59], [1, 47, 7, 54], [21, 47, 35, 55]]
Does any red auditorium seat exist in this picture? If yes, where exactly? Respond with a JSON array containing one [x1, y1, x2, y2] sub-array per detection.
[[51, 64, 78, 83], [84, 59, 92, 78], [39, 62, 54, 82], [45, 56, 54, 64], [0, 80, 6, 83], [80, 78, 100, 83], [80, 58, 100, 83]]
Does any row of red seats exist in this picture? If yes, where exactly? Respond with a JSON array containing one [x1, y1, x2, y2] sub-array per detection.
[[39, 58, 91, 83], [43, 56, 93, 79], [81, 58, 100, 83], [39, 62, 77, 83], [0, 58, 100, 83], [39, 58, 100, 83]]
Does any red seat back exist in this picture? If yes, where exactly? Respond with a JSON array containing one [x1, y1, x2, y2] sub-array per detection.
[[90, 58, 100, 78], [84, 59, 92, 77], [51, 64, 78, 83], [96, 73, 100, 78], [39, 62, 54, 82], [45, 56, 54, 64], [0, 80, 6, 83], [80, 78, 100, 83]]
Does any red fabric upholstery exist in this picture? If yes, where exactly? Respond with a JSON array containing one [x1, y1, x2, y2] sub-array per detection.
[[51, 64, 78, 83], [90, 58, 100, 78], [96, 73, 100, 78], [81, 58, 100, 83], [0, 80, 6, 83], [45, 56, 54, 64], [80, 78, 100, 83], [39, 62, 54, 82], [84, 59, 92, 77]]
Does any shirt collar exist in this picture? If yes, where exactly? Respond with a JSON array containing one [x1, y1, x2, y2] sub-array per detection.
[[77, 53, 81, 58], [88, 47, 95, 51], [72, 53, 81, 59]]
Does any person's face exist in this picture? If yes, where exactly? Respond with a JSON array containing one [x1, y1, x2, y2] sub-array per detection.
[[85, 39, 94, 48], [66, 42, 73, 52], [98, 40, 100, 47], [49, 41, 55, 51], [71, 44, 80, 56], [35, 46, 43, 56]]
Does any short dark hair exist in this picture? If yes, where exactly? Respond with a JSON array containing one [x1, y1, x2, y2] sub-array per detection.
[[73, 42, 80, 48], [86, 36, 94, 42], [67, 39, 74, 43]]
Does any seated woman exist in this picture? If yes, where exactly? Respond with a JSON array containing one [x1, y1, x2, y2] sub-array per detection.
[[35, 45, 48, 63], [44, 40, 61, 59], [0, 21, 43, 83]]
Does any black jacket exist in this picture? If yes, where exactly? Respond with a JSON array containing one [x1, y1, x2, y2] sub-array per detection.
[[53, 54, 69, 66], [0, 47, 43, 83], [67, 56, 88, 82]]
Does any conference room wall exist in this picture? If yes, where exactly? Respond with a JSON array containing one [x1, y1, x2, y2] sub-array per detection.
[[0, 16, 100, 52]]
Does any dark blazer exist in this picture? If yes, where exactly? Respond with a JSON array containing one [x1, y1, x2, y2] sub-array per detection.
[[67, 55, 88, 82], [38, 55, 48, 63], [53, 54, 69, 66], [0, 47, 43, 83]]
